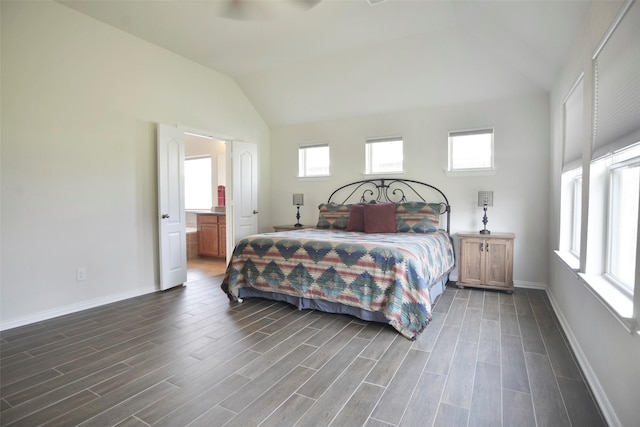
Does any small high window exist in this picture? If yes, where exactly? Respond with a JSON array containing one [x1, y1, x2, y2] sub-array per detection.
[[448, 128, 494, 171], [365, 137, 403, 174], [298, 143, 330, 177]]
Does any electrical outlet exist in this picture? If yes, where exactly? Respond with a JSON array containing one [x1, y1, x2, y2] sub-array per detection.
[[76, 267, 87, 282]]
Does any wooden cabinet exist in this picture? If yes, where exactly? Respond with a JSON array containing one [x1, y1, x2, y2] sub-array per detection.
[[198, 214, 226, 258], [457, 232, 515, 292], [219, 222, 226, 257]]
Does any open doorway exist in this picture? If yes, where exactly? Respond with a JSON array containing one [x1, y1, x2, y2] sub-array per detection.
[[184, 132, 227, 280], [158, 124, 257, 289]]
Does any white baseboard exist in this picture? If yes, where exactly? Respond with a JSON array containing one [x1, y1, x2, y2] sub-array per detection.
[[514, 280, 547, 290], [545, 289, 621, 427], [0, 287, 157, 332]]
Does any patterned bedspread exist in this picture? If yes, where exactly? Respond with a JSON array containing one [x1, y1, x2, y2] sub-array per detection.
[[221, 229, 455, 339]]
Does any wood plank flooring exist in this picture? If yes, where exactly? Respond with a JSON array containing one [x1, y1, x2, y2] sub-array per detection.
[[0, 260, 606, 426]]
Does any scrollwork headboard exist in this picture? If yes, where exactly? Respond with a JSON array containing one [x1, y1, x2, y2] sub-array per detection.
[[327, 178, 451, 233]]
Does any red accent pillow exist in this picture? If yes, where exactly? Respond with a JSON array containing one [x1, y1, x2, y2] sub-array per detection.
[[346, 204, 365, 231], [363, 203, 397, 233]]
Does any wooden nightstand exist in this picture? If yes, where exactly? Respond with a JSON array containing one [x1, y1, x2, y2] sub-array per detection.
[[273, 224, 315, 232], [457, 232, 515, 293]]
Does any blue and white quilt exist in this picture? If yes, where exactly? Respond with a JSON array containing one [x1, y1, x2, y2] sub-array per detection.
[[222, 228, 455, 339]]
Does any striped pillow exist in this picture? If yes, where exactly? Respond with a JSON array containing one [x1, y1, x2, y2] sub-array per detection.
[[316, 203, 352, 230], [395, 202, 440, 233]]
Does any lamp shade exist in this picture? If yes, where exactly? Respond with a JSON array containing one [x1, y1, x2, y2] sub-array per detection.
[[477, 191, 494, 207], [293, 193, 304, 206]]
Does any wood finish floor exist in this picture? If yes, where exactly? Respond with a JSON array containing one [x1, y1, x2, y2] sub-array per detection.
[[1, 260, 605, 427]]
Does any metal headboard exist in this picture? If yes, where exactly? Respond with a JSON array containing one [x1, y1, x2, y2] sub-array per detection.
[[327, 178, 451, 233]]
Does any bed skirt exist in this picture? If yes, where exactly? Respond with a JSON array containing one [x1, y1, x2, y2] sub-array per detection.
[[236, 273, 450, 327]]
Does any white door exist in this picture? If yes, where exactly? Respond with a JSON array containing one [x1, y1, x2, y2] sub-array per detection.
[[157, 124, 187, 290], [231, 141, 258, 246]]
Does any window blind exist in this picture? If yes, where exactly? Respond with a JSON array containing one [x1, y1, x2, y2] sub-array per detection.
[[448, 128, 493, 138], [592, 0, 640, 160], [365, 136, 402, 144], [299, 142, 328, 149], [563, 75, 584, 172]]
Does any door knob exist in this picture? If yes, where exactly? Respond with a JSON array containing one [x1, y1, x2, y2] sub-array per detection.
[[162, 214, 170, 219], [253, 210, 259, 214]]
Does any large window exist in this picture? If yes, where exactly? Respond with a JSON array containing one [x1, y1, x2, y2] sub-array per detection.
[[559, 168, 582, 267], [560, 0, 640, 330], [298, 143, 330, 177], [586, 0, 639, 313], [606, 150, 639, 295], [365, 137, 403, 174], [448, 128, 494, 171], [185, 156, 212, 210], [558, 74, 585, 265]]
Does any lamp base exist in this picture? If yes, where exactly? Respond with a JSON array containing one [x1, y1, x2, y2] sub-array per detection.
[[294, 205, 302, 227], [480, 206, 490, 235]]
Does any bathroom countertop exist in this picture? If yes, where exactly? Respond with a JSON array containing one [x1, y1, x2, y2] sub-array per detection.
[[187, 210, 226, 215]]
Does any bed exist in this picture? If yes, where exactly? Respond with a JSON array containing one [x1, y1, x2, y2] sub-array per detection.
[[221, 178, 455, 339]]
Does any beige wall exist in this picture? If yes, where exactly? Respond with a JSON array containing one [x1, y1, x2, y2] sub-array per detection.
[[271, 92, 550, 286], [0, 1, 270, 327], [548, 1, 640, 426]]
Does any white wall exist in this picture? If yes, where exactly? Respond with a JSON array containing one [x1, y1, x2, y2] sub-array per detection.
[[548, 1, 640, 426], [0, 1, 270, 328], [271, 92, 550, 287]]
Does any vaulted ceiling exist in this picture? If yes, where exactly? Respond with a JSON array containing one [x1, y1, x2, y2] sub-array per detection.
[[60, 0, 592, 127]]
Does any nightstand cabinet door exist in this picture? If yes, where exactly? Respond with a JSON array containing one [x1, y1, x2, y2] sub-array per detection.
[[485, 238, 513, 288], [458, 233, 514, 292], [459, 237, 485, 286]]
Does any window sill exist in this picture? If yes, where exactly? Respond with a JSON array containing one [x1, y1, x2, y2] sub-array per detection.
[[577, 273, 636, 333], [556, 250, 636, 333], [297, 175, 331, 182], [554, 250, 580, 271], [362, 171, 405, 177], [443, 169, 496, 177]]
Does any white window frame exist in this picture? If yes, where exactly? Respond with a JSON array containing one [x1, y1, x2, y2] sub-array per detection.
[[298, 143, 330, 178], [365, 136, 403, 175], [605, 154, 639, 297], [580, 143, 640, 328], [571, 174, 583, 258], [558, 167, 583, 269], [557, 72, 586, 266], [573, 0, 640, 332], [447, 128, 494, 172]]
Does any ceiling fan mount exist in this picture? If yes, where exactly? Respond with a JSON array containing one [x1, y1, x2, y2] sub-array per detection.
[[216, 0, 323, 21]]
